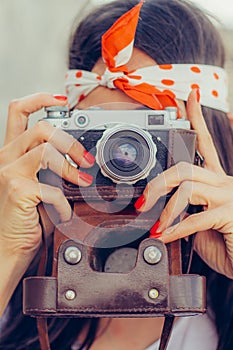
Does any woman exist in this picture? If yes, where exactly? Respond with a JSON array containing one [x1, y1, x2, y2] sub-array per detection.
[[0, 0, 233, 349]]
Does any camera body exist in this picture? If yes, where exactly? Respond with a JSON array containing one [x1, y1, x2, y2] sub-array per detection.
[[23, 106, 206, 321], [42, 106, 196, 201]]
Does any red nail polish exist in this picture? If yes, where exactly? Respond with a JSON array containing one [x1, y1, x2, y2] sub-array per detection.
[[134, 195, 145, 210], [150, 231, 162, 239], [149, 220, 161, 237], [79, 171, 93, 184], [196, 89, 200, 103], [53, 94, 68, 101], [83, 150, 95, 165]]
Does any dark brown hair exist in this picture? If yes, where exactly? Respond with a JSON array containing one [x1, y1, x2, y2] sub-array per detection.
[[69, 0, 233, 175], [1, 1, 233, 349]]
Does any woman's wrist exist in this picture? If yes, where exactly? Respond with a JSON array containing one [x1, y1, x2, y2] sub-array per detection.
[[0, 244, 36, 317]]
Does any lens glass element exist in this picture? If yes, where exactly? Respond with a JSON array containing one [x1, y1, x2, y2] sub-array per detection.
[[112, 141, 137, 168], [96, 125, 157, 183]]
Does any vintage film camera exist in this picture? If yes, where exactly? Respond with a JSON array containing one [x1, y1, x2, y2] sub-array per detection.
[[39, 106, 196, 201], [23, 106, 206, 325]]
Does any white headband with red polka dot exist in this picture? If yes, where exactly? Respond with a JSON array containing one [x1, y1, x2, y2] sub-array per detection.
[[65, 0, 229, 113]]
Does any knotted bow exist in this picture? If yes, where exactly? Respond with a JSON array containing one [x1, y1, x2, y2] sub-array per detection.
[[65, 0, 229, 113]]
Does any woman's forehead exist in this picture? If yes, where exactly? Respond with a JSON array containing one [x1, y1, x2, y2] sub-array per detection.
[[76, 85, 143, 110]]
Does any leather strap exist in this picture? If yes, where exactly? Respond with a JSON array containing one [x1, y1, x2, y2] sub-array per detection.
[[36, 204, 53, 350], [37, 318, 50, 350], [159, 316, 175, 350]]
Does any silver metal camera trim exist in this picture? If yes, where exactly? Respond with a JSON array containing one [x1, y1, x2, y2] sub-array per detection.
[[95, 124, 157, 184], [44, 107, 191, 130], [43, 107, 191, 184]]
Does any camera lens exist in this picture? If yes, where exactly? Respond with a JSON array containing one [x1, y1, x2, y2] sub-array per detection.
[[112, 142, 137, 168], [96, 125, 157, 184], [108, 133, 145, 176]]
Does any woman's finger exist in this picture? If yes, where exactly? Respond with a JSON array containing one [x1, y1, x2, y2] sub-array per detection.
[[156, 204, 233, 278], [39, 183, 72, 222], [137, 162, 227, 212], [0, 120, 95, 168], [4, 93, 67, 145], [159, 181, 210, 231], [194, 228, 233, 279], [158, 181, 233, 231], [158, 203, 233, 243], [3, 143, 93, 187], [0, 177, 72, 244], [20, 180, 72, 223], [186, 89, 225, 174]]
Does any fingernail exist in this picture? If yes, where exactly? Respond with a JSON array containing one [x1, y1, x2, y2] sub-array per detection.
[[83, 150, 95, 165], [79, 171, 93, 184], [150, 231, 162, 239], [196, 88, 200, 103], [53, 94, 68, 101], [149, 220, 161, 237], [134, 195, 146, 210]]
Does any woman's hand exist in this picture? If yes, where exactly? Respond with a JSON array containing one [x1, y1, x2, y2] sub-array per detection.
[[135, 89, 233, 278], [0, 93, 95, 315]]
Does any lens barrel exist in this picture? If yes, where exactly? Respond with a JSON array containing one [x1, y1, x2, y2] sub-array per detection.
[[96, 125, 157, 184]]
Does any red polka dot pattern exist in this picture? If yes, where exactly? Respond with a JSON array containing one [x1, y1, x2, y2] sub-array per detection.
[[191, 84, 200, 90], [159, 64, 173, 70], [66, 62, 229, 113], [212, 90, 218, 98], [65, 0, 229, 113], [191, 66, 201, 73], [127, 74, 142, 80], [76, 71, 83, 78], [161, 79, 175, 86]]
